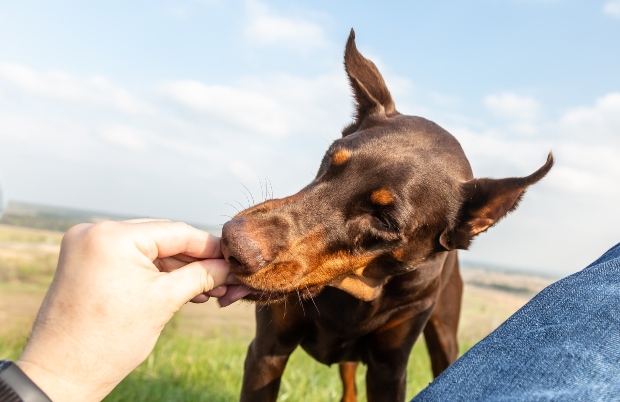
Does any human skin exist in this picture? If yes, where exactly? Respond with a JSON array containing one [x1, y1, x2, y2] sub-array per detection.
[[15, 219, 230, 402]]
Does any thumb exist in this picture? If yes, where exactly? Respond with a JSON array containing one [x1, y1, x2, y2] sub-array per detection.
[[159, 258, 230, 309]]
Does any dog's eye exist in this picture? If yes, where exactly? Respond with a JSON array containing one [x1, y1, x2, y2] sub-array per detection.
[[371, 211, 398, 231], [350, 211, 401, 249], [372, 214, 390, 229]]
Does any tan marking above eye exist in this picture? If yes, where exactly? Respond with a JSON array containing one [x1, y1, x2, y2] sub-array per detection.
[[332, 149, 351, 165], [370, 188, 394, 205]]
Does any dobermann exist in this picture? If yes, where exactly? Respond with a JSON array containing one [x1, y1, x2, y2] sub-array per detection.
[[219, 29, 553, 402]]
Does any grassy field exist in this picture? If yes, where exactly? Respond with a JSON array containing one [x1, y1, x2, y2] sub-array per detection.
[[0, 223, 553, 401]]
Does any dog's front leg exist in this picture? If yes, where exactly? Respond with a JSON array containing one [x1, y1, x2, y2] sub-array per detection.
[[365, 307, 434, 402], [240, 338, 292, 402], [240, 301, 306, 402]]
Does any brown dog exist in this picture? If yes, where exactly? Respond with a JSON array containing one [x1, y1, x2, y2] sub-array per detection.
[[219, 29, 553, 402]]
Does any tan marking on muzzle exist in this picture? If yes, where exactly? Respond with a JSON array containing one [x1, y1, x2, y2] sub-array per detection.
[[230, 228, 325, 292], [332, 149, 351, 166], [370, 188, 394, 205], [227, 226, 385, 301], [391, 248, 405, 261]]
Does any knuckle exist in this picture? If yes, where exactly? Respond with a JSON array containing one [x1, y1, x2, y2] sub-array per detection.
[[85, 221, 119, 239], [62, 223, 92, 245], [173, 221, 193, 232], [80, 221, 123, 251]]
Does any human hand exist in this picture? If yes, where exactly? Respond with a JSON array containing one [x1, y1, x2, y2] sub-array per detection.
[[16, 219, 229, 402]]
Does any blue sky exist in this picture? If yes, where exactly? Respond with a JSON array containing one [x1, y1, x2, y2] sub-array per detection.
[[0, 0, 619, 275]]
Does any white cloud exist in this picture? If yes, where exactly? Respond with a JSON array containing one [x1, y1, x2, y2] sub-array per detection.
[[484, 92, 542, 121], [549, 164, 620, 197], [244, 0, 326, 50], [0, 111, 99, 162], [159, 80, 289, 137], [454, 92, 620, 197], [604, 0, 620, 18], [100, 126, 149, 151], [3, 50, 618, 276], [228, 159, 259, 182], [445, 92, 620, 274], [558, 93, 620, 140], [0, 62, 154, 115]]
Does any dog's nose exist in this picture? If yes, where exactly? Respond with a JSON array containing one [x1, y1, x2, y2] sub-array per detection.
[[221, 218, 266, 275]]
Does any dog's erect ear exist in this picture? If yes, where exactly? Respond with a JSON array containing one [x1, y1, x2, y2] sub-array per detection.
[[342, 28, 398, 136], [440, 153, 554, 250]]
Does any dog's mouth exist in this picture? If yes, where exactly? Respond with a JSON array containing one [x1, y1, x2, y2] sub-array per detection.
[[218, 282, 324, 307], [219, 255, 326, 307]]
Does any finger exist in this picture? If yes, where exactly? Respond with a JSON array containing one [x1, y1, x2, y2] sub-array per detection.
[[169, 253, 202, 264], [225, 274, 243, 285], [159, 259, 229, 307], [156, 253, 217, 273], [206, 285, 227, 297], [190, 285, 227, 303], [190, 294, 210, 303], [154, 256, 188, 273], [131, 221, 222, 260]]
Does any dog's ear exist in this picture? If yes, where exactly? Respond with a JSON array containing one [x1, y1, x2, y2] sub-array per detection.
[[342, 28, 398, 136], [440, 153, 554, 250]]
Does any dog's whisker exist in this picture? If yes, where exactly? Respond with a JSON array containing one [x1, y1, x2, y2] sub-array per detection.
[[320, 132, 335, 146], [219, 214, 233, 219], [304, 284, 321, 317], [238, 189, 251, 209], [224, 202, 240, 213], [295, 289, 306, 317], [267, 179, 272, 200], [258, 175, 264, 202], [240, 183, 255, 207]]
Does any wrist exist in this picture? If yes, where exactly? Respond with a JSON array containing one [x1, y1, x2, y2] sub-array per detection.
[[15, 359, 107, 402], [0, 360, 52, 402]]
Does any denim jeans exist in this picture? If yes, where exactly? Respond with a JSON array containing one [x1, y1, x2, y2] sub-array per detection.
[[413, 243, 620, 402]]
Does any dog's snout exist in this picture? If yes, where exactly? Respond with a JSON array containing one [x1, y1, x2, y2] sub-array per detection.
[[221, 218, 266, 275], [222, 217, 290, 275]]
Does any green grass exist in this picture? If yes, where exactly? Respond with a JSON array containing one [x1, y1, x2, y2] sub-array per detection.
[[0, 225, 61, 290], [0, 224, 63, 245], [104, 331, 248, 401], [0, 306, 473, 401], [0, 251, 58, 289], [0, 302, 447, 401], [1, 224, 510, 401], [0, 326, 439, 402], [0, 330, 28, 361]]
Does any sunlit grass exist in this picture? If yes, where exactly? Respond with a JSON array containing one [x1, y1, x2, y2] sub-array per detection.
[[0, 321, 452, 401], [0, 225, 61, 291], [0, 329, 437, 401], [0, 224, 63, 245], [0, 224, 536, 401]]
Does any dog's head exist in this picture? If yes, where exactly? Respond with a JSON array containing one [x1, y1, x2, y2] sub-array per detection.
[[219, 29, 552, 305]]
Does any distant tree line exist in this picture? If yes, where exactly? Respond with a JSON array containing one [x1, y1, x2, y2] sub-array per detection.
[[0, 213, 82, 232]]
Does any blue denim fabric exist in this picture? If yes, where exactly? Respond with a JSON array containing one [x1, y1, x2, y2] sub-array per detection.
[[413, 243, 620, 402]]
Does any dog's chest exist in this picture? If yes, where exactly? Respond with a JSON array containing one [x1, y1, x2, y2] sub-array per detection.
[[296, 286, 432, 365]]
